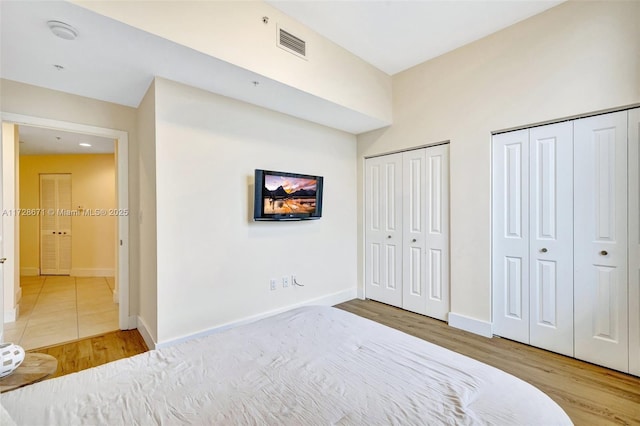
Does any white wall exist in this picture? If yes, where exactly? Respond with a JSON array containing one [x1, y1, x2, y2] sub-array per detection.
[[357, 1, 640, 324], [1, 123, 19, 321], [137, 81, 158, 342], [72, 0, 391, 126], [153, 78, 357, 344]]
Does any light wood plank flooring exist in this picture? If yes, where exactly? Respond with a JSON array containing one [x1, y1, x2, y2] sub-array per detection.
[[335, 299, 640, 426], [28, 299, 639, 425]]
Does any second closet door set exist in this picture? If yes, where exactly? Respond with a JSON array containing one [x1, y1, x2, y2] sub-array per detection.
[[492, 109, 639, 374]]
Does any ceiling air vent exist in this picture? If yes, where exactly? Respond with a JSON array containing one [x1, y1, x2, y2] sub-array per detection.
[[278, 27, 306, 59]]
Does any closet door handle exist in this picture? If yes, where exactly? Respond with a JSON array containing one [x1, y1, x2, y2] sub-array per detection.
[[387, 235, 392, 239], [0, 258, 6, 264], [412, 238, 417, 243], [600, 250, 608, 256], [540, 248, 548, 253]]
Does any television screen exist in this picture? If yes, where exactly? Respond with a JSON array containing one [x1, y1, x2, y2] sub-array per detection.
[[254, 169, 323, 221]]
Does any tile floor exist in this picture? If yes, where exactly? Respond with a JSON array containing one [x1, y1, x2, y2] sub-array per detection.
[[3, 276, 119, 350]]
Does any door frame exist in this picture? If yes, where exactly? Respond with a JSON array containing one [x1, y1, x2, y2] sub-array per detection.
[[1, 112, 131, 330]]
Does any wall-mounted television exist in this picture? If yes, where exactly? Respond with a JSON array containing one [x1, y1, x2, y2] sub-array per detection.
[[254, 169, 323, 221]]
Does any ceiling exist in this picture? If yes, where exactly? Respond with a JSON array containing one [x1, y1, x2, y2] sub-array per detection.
[[0, 0, 563, 139], [18, 125, 115, 155], [267, 0, 563, 75]]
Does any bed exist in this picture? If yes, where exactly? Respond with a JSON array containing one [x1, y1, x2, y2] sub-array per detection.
[[1, 306, 572, 425]]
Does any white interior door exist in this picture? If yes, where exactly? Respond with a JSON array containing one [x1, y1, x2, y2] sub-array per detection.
[[424, 145, 449, 320], [401, 149, 427, 314], [529, 122, 574, 357], [365, 154, 403, 307], [492, 129, 530, 344], [628, 107, 640, 376], [0, 129, 4, 341], [40, 174, 72, 275], [574, 111, 629, 372]]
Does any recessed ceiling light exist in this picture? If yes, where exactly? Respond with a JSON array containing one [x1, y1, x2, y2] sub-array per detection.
[[47, 21, 78, 40], [79, 143, 92, 147]]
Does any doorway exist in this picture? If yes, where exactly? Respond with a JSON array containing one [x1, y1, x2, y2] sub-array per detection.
[[1, 113, 130, 349]]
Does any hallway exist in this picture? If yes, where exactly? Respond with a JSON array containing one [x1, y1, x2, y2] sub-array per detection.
[[3, 276, 119, 350]]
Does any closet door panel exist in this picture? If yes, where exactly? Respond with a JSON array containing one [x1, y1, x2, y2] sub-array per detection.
[[425, 145, 449, 320], [365, 153, 403, 308], [529, 122, 574, 357], [628, 108, 640, 376], [492, 129, 530, 344], [402, 149, 427, 315], [574, 111, 629, 372]]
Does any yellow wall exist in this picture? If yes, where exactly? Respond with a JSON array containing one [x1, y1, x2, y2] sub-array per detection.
[[19, 154, 116, 276]]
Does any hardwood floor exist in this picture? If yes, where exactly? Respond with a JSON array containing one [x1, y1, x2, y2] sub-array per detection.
[[29, 330, 148, 379], [335, 299, 640, 426], [27, 300, 639, 425]]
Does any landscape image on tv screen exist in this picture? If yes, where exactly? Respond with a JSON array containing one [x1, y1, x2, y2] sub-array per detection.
[[263, 174, 317, 215]]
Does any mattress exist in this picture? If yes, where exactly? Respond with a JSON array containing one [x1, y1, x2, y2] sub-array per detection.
[[1, 306, 572, 425]]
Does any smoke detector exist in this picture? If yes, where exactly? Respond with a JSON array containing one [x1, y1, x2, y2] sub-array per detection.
[[47, 21, 78, 40]]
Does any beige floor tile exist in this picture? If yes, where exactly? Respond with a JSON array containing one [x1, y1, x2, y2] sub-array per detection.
[[28, 309, 77, 326], [38, 287, 75, 296], [21, 326, 78, 350], [3, 317, 28, 334], [11, 275, 119, 349], [3, 327, 26, 344], [77, 293, 114, 302], [40, 282, 75, 291], [30, 299, 77, 316], [76, 277, 107, 285], [21, 276, 46, 285], [77, 303, 117, 316], [34, 293, 77, 308], [105, 277, 115, 291], [77, 288, 112, 297], [19, 296, 39, 315], [21, 284, 43, 296], [78, 309, 118, 338]]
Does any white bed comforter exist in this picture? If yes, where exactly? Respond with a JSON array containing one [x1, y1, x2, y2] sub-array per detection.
[[1, 306, 572, 425]]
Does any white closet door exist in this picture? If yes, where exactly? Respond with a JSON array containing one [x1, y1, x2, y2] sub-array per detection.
[[574, 111, 629, 372], [40, 174, 72, 275], [365, 153, 403, 307], [402, 149, 427, 314], [492, 129, 530, 344], [628, 107, 640, 376], [529, 122, 574, 356], [424, 145, 449, 320], [57, 174, 72, 274], [40, 175, 58, 275]]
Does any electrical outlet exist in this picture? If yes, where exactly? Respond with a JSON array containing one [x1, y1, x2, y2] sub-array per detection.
[[270, 279, 277, 291], [282, 276, 290, 288]]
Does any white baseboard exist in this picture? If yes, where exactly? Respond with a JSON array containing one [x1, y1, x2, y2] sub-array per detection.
[[155, 288, 358, 350], [20, 267, 39, 276], [127, 315, 138, 330], [4, 306, 18, 323], [448, 312, 493, 338], [113, 289, 119, 304], [71, 268, 115, 277], [137, 315, 157, 350]]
